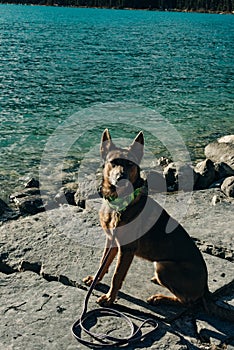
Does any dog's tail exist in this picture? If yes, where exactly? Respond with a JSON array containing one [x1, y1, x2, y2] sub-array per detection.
[[202, 289, 234, 322]]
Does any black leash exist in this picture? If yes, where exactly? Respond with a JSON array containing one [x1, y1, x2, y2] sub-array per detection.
[[71, 230, 159, 347]]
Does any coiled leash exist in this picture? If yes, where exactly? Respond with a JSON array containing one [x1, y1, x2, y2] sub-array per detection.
[[71, 229, 159, 347]]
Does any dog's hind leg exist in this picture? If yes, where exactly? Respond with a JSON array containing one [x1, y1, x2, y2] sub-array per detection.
[[148, 260, 206, 306], [147, 294, 181, 306]]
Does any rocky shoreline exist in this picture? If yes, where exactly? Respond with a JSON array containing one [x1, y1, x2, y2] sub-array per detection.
[[1, 135, 234, 221], [0, 136, 234, 349]]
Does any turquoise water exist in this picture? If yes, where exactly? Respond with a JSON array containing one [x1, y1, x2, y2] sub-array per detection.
[[0, 5, 234, 199]]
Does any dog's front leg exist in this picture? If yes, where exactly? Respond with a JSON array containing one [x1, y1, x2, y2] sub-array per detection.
[[97, 247, 135, 306], [83, 238, 118, 286]]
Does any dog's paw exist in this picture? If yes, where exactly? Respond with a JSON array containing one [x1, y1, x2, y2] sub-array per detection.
[[147, 294, 179, 306], [83, 275, 94, 286], [147, 294, 164, 305], [96, 294, 114, 307]]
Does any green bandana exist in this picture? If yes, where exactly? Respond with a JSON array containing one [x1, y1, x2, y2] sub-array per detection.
[[106, 187, 144, 212]]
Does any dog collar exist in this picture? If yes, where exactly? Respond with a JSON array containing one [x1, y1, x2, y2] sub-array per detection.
[[106, 186, 146, 213]]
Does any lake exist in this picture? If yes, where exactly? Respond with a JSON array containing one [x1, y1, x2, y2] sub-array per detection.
[[0, 4, 233, 199]]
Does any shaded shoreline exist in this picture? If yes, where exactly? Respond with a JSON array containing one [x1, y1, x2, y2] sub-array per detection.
[[0, 2, 234, 15]]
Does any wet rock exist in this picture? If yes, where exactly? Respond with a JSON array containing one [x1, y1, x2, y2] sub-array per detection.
[[214, 162, 234, 180], [194, 159, 216, 190], [205, 135, 234, 170], [0, 198, 19, 222], [221, 176, 234, 198], [0, 198, 10, 216], [24, 178, 40, 189]]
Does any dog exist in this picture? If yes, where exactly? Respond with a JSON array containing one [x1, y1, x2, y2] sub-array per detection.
[[83, 129, 234, 321]]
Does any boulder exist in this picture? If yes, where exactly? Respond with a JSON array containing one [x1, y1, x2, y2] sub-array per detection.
[[0, 198, 10, 216], [10, 188, 56, 215], [157, 156, 173, 168], [194, 159, 216, 190], [205, 135, 234, 170], [214, 162, 234, 180], [24, 178, 40, 189], [218, 135, 234, 143], [221, 176, 234, 198], [163, 163, 197, 192], [13, 196, 45, 215], [10, 188, 41, 201], [0, 198, 20, 222], [163, 162, 177, 191], [54, 183, 78, 206]]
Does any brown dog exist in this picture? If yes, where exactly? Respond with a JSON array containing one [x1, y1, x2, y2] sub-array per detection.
[[83, 129, 234, 321]]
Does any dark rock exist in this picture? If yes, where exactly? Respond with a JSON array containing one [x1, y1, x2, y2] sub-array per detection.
[[221, 176, 234, 198], [209, 179, 225, 189], [24, 178, 40, 189], [10, 188, 41, 202], [15, 196, 45, 215], [163, 162, 177, 190], [157, 156, 173, 168], [54, 186, 77, 206], [205, 135, 234, 170], [0, 199, 19, 221], [194, 159, 216, 190], [214, 162, 234, 180], [0, 199, 11, 216], [163, 163, 197, 192], [9, 186, 58, 215]]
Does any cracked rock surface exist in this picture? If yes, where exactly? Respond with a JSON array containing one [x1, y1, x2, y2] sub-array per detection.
[[0, 189, 234, 349]]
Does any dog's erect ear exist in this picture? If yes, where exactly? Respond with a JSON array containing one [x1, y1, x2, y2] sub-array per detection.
[[101, 129, 114, 159], [129, 131, 144, 164]]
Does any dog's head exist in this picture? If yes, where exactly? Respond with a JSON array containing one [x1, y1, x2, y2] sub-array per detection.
[[100, 129, 145, 201]]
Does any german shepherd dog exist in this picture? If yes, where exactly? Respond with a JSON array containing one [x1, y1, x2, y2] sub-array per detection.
[[83, 129, 234, 321]]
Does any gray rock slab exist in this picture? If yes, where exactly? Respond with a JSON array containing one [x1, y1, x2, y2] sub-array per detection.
[[1, 190, 233, 283], [1, 255, 233, 350], [0, 272, 81, 350], [0, 271, 185, 350], [205, 138, 234, 170], [1, 189, 234, 349]]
